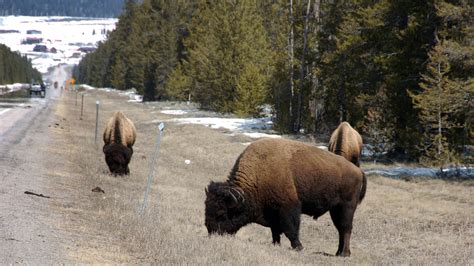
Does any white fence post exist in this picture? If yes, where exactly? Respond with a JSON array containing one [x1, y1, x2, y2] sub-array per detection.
[[139, 122, 165, 215], [95, 100, 100, 144]]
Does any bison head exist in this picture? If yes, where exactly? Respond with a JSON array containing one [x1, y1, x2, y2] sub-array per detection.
[[205, 182, 248, 235], [103, 143, 133, 175]]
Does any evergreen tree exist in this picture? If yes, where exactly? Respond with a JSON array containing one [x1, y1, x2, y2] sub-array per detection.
[[0, 44, 41, 85], [180, 0, 273, 115], [410, 43, 464, 165], [235, 63, 268, 117], [258, 0, 293, 132], [409, 0, 473, 165], [166, 64, 192, 101]]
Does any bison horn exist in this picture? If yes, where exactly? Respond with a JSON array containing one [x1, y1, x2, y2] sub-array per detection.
[[229, 187, 245, 203], [228, 191, 238, 203]]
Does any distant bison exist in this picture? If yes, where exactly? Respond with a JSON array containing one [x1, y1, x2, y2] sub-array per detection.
[[328, 122, 363, 167], [103, 111, 136, 175], [205, 138, 367, 256]]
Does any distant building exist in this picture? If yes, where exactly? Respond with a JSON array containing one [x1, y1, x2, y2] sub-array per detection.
[[22, 37, 43, 44], [26, 30, 42, 34], [0, 29, 20, 34], [78, 47, 96, 53], [33, 44, 48, 52], [71, 52, 82, 58]]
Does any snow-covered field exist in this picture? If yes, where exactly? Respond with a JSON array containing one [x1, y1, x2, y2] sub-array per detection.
[[0, 16, 116, 73]]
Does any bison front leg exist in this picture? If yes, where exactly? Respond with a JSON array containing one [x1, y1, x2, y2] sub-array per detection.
[[280, 203, 303, 251], [271, 226, 281, 245], [330, 204, 356, 257]]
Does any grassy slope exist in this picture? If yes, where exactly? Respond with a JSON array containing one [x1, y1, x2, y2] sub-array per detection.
[[50, 89, 473, 264]]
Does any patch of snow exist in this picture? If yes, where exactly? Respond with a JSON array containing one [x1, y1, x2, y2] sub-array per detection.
[[242, 132, 281, 139], [79, 84, 95, 90], [127, 94, 143, 102], [0, 108, 12, 116], [365, 166, 474, 179], [0, 83, 29, 94], [169, 117, 273, 132], [160, 116, 279, 139], [316, 145, 328, 151], [118, 89, 142, 102], [97, 87, 116, 92], [365, 167, 437, 177], [160, 110, 188, 115]]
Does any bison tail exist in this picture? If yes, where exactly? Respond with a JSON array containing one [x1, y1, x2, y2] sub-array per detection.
[[358, 171, 367, 204]]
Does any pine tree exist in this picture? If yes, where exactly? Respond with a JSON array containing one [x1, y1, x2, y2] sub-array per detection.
[[110, 56, 127, 90], [0, 44, 40, 84], [410, 43, 464, 165], [183, 0, 273, 115], [235, 63, 268, 117], [166, 64, 192, 101], [409, 0, 473, 165]]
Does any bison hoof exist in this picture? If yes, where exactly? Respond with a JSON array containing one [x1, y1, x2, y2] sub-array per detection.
[[336, 250, 351, 257], [293, 245, 304, 251]]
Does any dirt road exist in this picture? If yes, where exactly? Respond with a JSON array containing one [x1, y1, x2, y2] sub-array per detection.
[[0, 66, 125, 263]]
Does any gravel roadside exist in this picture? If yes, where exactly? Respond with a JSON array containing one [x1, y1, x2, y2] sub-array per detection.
[[0, 66, 129, 263]]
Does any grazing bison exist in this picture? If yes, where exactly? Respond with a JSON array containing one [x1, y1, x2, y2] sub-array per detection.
[[205, 138, 367, 256], [103, 111, 136, 175], [328, 122, 363, 167]]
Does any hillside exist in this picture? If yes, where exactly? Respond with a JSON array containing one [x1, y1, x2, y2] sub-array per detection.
[[0, 0, 125, 18]]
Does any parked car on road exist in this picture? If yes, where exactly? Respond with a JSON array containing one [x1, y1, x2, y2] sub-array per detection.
[[29, 83, 45, 97]]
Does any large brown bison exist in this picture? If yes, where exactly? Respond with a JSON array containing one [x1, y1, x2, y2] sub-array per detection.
[[205, 138, 367, 256], [103, 111, 136, 175], [328, 122, 363, 167]]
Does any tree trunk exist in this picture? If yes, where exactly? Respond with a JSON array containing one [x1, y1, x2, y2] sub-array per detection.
[[289, 0, 295, 132], [296, 0, 312, 132], [310, 0, 321, 133], [338, 53, 347, 123], [437, 61, 442, 156]]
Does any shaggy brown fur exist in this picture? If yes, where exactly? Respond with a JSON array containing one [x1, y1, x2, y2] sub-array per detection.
[[328, 122, 363, 167], [103, 111, 136, 175], [205, 138, 367, 257]]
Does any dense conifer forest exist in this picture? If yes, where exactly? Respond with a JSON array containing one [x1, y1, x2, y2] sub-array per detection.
[[75, 0, 473, 165], [0, 0, 125, 17], [0, 44, 41, 84]]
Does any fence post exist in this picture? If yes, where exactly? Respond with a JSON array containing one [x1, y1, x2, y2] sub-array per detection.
[[80, 94, 84, 119], [95, 100, 100, 144], [139, 122, 165, 215]]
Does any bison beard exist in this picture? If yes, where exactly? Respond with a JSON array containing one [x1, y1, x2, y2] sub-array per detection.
[[205, 138, 367, 256], [103, 143, 133, 175]]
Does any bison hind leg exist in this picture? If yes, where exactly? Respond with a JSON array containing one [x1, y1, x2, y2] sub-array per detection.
[[329, 204, 356, 257]]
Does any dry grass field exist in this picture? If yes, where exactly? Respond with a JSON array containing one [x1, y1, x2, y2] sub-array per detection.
[[45, 89, 473, 264]]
